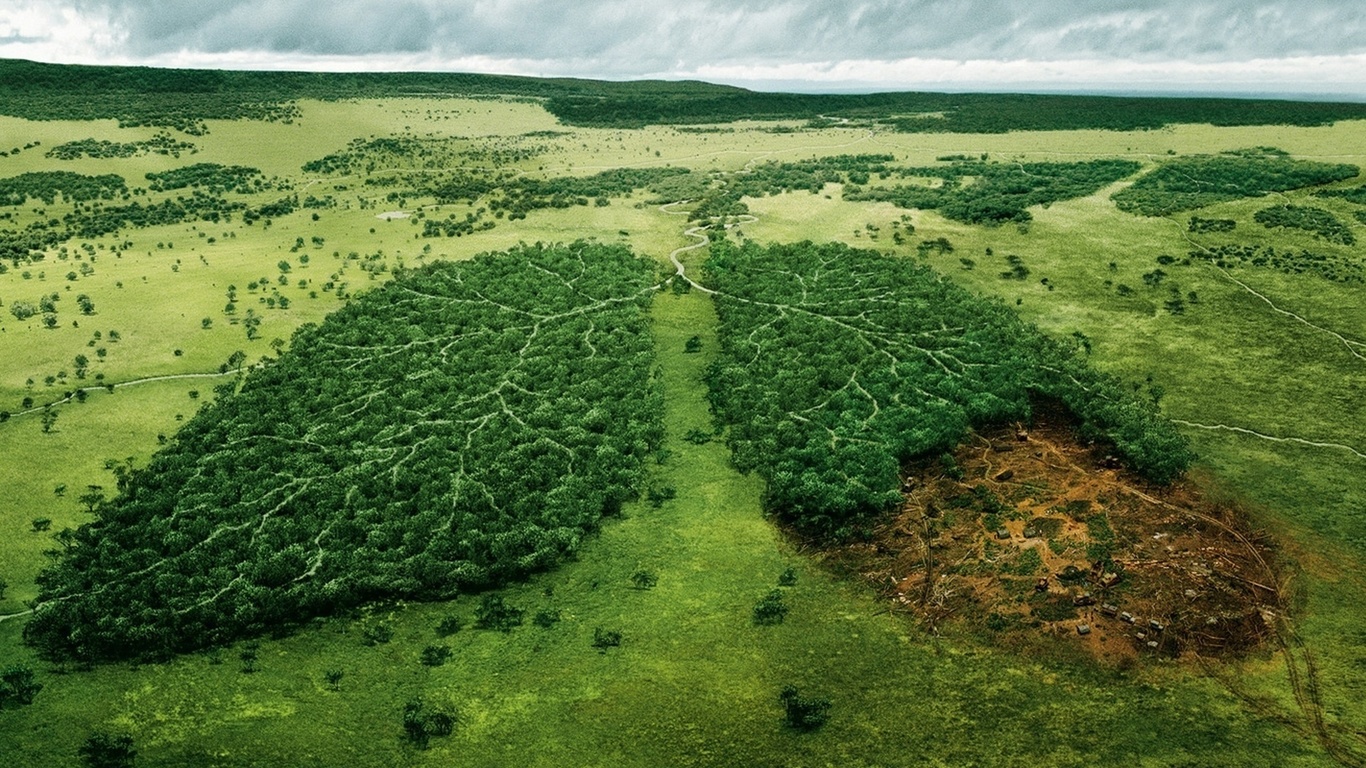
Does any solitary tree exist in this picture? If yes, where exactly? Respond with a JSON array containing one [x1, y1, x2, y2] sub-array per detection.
[[79, 731, 136, 768]]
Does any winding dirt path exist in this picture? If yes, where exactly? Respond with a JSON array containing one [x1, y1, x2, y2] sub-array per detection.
[[1172, 419, 1366, 461], [8, 371, 239, 419]]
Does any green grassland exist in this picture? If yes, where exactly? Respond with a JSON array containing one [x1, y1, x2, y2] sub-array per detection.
[[1, 89, 1365, 766]]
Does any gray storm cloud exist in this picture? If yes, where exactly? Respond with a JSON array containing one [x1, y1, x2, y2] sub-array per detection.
[[0, 0, 1360, 94], [69, 0, 1366, 71]]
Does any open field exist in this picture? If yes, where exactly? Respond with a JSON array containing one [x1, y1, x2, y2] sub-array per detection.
[[2, 92, 1366, 766]]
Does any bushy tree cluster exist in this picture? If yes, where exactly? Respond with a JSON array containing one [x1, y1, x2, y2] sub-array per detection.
[[45, 133, 195, 160], [24, 241, 663, 662], [847, 159, 1141, 225], [487, 167, 691, 219], [704, 240, 1193, 538], [0, 171, 128, 207], [1253, 204, 1356, 245], [1113, 150, 1359, 216], [145, 163, 268, 194], [1314, 184, 1366, 205], [1188, 216, 1236, 234], [1, 190, 246, 261], [1191, 244, 1364, 284]]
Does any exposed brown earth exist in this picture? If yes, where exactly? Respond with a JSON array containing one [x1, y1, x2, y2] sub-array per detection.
[[817, 400, 1283, 665]]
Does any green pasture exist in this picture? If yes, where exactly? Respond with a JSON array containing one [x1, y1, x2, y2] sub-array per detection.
[[1, 96, 1365, 766]]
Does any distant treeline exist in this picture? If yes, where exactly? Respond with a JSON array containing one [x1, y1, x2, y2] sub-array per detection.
[[546, 91, 1366, 132], [0, 58, 737, 133], [5, 58, 1366, 134]]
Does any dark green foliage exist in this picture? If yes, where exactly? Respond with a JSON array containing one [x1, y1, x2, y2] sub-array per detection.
[[1191, 244, 1364, 284], [79, 731, 136, 768], [752, 589, 789, 625], [1188, 216, 1235, 234], [704, 241, 1193, 538], [420, 644, 452, 667], [484, 167, 690, 220], [684, 335, 703, 353], [435, 615, 463, 637], [683, 428, 712, 444], [777, 567, 798, 587], [848, 159, 1141, 225], [645, 485, 676, 507], [46, 133, 195, 160], [1113, 150, 1359, 216], [729, 155, 895, 197], [8, 59, 1366, 136], [0, 171, 127, 206], [402, 698, 455, 749], [474, 595, 523, 633], [779, 685, 830, 731], [532, 608, 561, 628], [548, 89, 1366, 132], [324, 668, 344, 689], [361, 625, 393, 646], [23, 242, 662, 662], [630, 570, 658, 589], [1315, 184, 1366, 206], [1030, 595, 1079, 622], [591, 627, 623, 651], [0, 664, 42, 708], [1, 191, 246, 262], [1253, 204, 1356, 245], [145, 163, 264, 194]]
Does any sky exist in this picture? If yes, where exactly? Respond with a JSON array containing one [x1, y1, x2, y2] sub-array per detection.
[[2, 0, 1365, 98]]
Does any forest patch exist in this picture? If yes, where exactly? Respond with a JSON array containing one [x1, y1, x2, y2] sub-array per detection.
[[1112, 149, 1358, 216], [24, 241, 663, 663], [704, 240, 1193, 540]]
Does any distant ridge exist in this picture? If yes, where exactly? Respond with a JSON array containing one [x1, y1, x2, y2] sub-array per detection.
[[4, 57, 1366, 134]]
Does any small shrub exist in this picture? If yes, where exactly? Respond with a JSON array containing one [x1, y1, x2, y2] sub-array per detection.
[[777, 567, 798, 587], [591, 627, 623, 652], [0, 664, 42, 708], [435, 614, 463, 637], [362, 624, 394, 646], [753, 589, 789, 625], [79, 731, 136, 768], [324, 668, 344, 689], [683, 428, 712, 444], [646, 484, 677, 507], [419, 644, 452, 667], [779, 685, 831, 731], [402, 698, 456, 749], [532, 609, 561, 628], [630, 570, 658, 590], [474, 594, 523, 632]]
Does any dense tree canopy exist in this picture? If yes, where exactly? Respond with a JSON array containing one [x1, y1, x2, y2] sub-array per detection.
[[0, 171, 128, 207], [1113, 149, 1359, 216], [25, 241, 663, 662], [847, 159, 1141, 225], [704, 240, 1194, 537]]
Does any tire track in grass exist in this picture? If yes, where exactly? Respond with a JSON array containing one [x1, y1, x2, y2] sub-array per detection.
[[1173, 419, 1366, 461]]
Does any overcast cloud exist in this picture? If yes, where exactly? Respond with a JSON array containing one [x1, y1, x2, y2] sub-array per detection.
[[1, 0, 1364, 96]]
